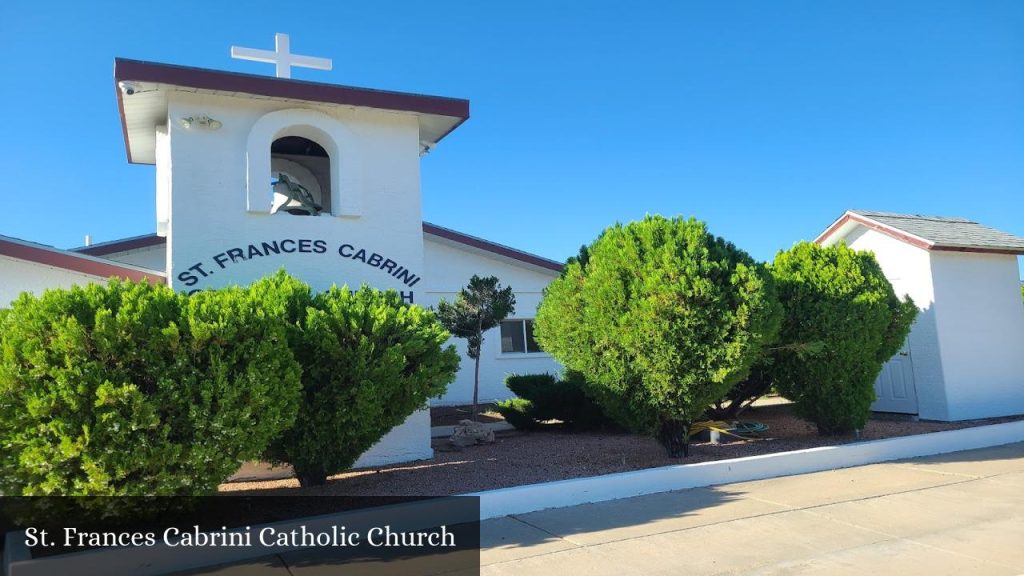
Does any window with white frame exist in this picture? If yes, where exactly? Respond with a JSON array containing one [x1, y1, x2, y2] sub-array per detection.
[[500, 319, 542, 353]]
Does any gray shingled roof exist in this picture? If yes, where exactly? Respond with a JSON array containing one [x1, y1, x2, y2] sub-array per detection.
[[851, 210, 1024, 253]]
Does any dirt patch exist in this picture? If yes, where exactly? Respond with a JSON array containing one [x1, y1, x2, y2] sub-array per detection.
[[221, 401, 1024, 497]]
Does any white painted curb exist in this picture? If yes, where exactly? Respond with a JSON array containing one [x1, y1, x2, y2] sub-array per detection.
[[4, 421, 1021, 575], [470, 419, 1024, 519]]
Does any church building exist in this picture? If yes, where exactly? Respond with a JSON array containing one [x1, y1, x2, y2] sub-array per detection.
[[6, 36, 1023, 472], [0, 35, 564, 466]]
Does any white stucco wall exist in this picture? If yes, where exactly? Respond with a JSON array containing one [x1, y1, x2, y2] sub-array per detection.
[[160, 93, 440, 466], [0, 256, 108, 307], [929, 251, 1024, 419], [165, 92, 426, 298], [352, 408, 432, 468], [842, 227, 1024, 421], [422, 237, 563, 405], [844, 228, 949, 419]]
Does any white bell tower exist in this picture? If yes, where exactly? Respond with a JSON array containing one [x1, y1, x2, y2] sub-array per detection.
[[114, 35, 469, 303], [114, 37, 470, 468]]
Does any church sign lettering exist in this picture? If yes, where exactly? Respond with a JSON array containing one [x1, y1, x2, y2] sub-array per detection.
[[177, 238, 420, 300]]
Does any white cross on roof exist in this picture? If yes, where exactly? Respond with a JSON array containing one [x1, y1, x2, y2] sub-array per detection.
[[230, 33, 332, 79]]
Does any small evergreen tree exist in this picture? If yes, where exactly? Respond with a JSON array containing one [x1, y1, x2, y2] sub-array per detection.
[[535, 215, 782, 456], [259, 272, 460, 486], [768, 242, 917, 434], [435, 276, 516, 420]]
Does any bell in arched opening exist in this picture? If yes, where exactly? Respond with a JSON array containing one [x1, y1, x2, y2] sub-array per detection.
[[270, 136, 331, 215]]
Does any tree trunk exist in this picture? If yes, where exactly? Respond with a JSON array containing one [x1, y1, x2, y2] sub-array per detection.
[[472, 317, 483, 421], [706, 369, 772, 421], [472, 354, 481, 421], [658, 420, 690, 458], [294, 463, 328, 487], [816, 422, 847, 436]]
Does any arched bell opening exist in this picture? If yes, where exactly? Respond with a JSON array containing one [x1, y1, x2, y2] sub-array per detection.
[[270, 136, 331, 216]]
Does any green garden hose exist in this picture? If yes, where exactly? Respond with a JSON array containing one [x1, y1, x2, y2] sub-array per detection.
[[689, 420, 769, 441]]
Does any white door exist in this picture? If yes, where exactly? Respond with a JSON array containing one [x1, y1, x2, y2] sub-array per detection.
[[871, 340, 918, 414]]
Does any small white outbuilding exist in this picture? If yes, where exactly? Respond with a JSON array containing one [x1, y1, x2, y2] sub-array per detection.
[[817, 210, 1024, 421]]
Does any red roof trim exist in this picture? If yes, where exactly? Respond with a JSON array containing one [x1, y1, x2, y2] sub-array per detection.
[[816, 212, 1024, 255], [816, 212, 934, 251], [115, 58, 469, 119], [0, 238, 166, 284], [57, 224, 566, 274], [930, 245, 1024, 256], [814, 213, 852, 245], [74, 234, 167, 256], [422, 222, 563, 272], [848, 213, 935, 250], [116, 59, 470, 165]]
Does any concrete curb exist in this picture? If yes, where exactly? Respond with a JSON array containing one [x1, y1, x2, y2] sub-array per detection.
[[5, 420, 1022, 575], [469, 419, 1024, 520]]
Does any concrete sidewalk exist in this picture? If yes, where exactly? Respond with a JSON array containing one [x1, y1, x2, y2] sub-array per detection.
[[481, 442, 1024, 575], [180, 442, 1024, 575]]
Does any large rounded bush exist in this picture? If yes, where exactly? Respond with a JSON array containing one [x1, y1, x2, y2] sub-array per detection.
[[259, 273, 460, 486], [769, 242, 917, 434], [534, 215, 782, 456], [0, 280, 301, 495]]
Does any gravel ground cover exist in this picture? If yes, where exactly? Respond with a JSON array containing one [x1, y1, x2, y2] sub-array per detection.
[[221, 401, 1023, 497]]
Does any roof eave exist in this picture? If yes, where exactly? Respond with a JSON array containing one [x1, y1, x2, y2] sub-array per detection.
[[56, 226, 567, 274], [816, 211, 935, 251], [817, 211, 1024, 255], [422, 222, 564, 273], [72, 233, 167, 256], [115, 58, 470, 166], [930, 244, 1024, 256], [0, 236, 166, 284]]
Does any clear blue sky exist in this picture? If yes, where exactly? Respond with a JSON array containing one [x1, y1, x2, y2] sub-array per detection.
[[2, 1, 1022, 266]]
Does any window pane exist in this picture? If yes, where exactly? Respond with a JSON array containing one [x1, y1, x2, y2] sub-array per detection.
[[525, 320, 541, 353], [501, 320, 525, 353]]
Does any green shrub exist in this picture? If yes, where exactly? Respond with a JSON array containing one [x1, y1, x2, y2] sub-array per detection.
[[534, 215, 782, 456], [503, 374, 557, 418], [494, 398, 538, 430], [259, 273, 460, 486], [502, 372, 616, 430], [0, 280, 301, 495], [769, 242, 917, 434], [558, 370, 618, 429]]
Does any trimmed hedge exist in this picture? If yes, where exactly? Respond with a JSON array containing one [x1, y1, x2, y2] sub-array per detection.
[[259, 273, 460, 486], [497, 372, 615, 430], [494, 398, 538, 430], [0, 280, 301, 496], [503, 374, 558, 419], [534, 216, 782, 456], [769, 242, 917, 434]]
